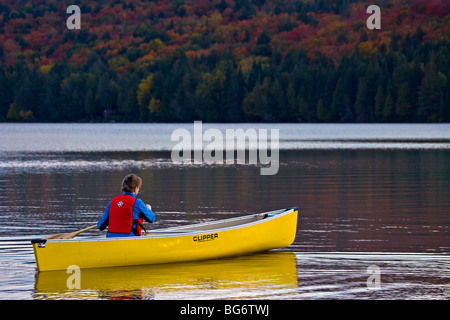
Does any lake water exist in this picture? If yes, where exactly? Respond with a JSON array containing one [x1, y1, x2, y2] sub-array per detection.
[[0, 123, 449, 300]]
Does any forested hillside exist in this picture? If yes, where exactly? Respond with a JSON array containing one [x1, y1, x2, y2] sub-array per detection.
[[0, 0, 449, 122]]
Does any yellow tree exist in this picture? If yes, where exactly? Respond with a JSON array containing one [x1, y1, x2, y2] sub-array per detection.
[[136, 74, 153, 119]]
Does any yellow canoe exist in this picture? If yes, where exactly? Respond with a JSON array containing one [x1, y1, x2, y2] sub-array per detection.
[[31, 207, 298, 272]]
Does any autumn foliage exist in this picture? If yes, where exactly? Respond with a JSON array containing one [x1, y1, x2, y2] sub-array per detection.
[[0, 0, 449, 122]]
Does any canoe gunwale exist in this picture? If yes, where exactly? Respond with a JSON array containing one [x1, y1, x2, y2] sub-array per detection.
[[37, 207, 298, 244]]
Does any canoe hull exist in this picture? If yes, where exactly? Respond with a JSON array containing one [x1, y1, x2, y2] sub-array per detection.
[[32, 207, 298, 271]]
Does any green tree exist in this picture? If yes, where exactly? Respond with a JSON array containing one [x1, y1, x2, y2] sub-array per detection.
[[382, 94, 395, 121], [418, 54, 445, 121], [0, 67, 12, 120], [330, 77, 354, 121], [353, 78, 369, 122], [42, 66, 65, 122], [272, 79, 287, 121], [60, 73, 88, 121], [252, 31, 272, 57], [97, 74, 119, 118], [196, 69, 226, 122], [243, 77, 274, 121], [286, 83, 298, 122], [8, 70, 40, 121], [374, 85, 384, 120], [316, 99, 332, 122], [395, 82, 413, 121], [221, 69, 246, 122], [297, 85, 314, 122]]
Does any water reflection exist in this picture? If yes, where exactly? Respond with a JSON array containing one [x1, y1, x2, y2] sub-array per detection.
[[295, 252, 450, 299], [31, 250, 450, 300], [34, 252, 298, 300], [1, 123, 449, 299], [1, 150, 448, 252]]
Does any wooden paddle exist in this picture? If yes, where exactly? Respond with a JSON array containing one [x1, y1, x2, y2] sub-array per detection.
[[43, 224, 97, 240]]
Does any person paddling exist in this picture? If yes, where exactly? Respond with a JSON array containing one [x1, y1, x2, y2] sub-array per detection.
[[97, 174, 155, 238]]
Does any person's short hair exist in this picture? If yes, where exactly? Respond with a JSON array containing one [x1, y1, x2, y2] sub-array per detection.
[[122, 174, 142, 193]]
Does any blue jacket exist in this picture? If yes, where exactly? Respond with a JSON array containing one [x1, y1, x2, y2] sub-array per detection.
[[97, 192, 156, 237]]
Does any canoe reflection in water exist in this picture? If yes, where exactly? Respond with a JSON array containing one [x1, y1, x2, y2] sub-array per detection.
[[34, 252, 298, 300]]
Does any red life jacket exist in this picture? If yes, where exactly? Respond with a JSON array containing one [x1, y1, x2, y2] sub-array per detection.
[[108, 194, 144, 235]]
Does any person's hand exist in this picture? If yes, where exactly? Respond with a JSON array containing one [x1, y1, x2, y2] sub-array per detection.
[[146, 204, 152, 211]]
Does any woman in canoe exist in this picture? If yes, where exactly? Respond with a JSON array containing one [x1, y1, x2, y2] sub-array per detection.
[[97, 174, 156, 237]]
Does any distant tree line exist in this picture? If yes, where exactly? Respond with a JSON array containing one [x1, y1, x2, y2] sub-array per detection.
[[0, 0, 449, 123], [1, 39, 448, 123]]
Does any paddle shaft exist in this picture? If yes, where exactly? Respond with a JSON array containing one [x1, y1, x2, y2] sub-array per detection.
[[44, 224, 97, 240]]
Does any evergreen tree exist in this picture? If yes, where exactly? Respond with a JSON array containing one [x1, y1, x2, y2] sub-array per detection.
[[353, 78, 369, 122], [272, 79, 287, 121], [221, 69, 246, 122], [395, 82, 413, 121], [0, 67, 12, 120], [418, 53, 444, 122], [316, 99, 332, 122], [286, 83, 298, 122], [374, 85, 384, 120], [331, 77, 343, 119], [42, 69, 63, 122], [252, 31, 272, 57], [97, 73, 118, 117], [61, 74, 87, 121], [9, 66, 43, 121], [297, 85, 314, 122], [383, 94, 395, 122], [243, 77, 275, 121], [330, 77, 355, 121]]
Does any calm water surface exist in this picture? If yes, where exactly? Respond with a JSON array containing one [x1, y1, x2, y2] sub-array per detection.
[[0, 123, 449, 300]]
